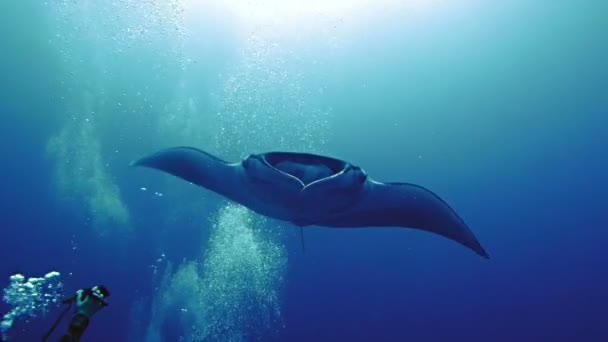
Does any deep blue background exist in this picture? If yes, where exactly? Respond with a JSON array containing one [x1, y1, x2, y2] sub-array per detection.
[[1, 1, 607, 341]]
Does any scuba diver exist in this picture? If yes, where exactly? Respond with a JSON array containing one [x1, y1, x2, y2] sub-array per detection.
[[42, 285, 110, 342]]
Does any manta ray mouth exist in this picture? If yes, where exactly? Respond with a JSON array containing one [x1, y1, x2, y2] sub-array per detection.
[[263, 152, 347, 186]]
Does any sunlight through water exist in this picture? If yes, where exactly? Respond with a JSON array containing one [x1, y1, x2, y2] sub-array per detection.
[[47, 0, 331, 340]]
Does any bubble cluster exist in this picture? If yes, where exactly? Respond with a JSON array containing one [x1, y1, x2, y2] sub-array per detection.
[[143, 261, 200, 342], [212, 32, 331, 159], [156, 94, 211, 147], [141, 205, 286, 341], [195, 204, 286, 340], [49, 0, 187, 69], [46, 93, 130, 235], [1, 272, 63, 340], [137, 13, 334, 340], [44, 0, 189, 235], [44, 2, 333, 340]]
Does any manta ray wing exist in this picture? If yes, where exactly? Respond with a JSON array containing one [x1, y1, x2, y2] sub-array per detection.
[[317, 180, 489, 258], [131, 146, 248, 204], [133, 147, 489, 258]]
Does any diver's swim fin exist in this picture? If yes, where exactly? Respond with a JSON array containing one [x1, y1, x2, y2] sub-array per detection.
[[42, 301, 72, 341]]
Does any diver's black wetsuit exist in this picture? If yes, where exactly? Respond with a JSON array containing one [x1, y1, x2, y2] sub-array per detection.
[[59, 313, 89, 342], [58, 287, 108, 342]]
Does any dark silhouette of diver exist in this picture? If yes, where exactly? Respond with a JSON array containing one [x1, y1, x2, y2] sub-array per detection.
[[42, 285, 110, 342]]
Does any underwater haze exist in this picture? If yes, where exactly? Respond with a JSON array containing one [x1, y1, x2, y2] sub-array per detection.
[[1, 0, 607, 341]]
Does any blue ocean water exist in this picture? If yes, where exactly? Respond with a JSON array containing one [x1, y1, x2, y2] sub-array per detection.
[[1, 0, 607, 341]]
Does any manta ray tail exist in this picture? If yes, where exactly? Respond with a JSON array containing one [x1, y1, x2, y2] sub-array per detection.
[[300, 226, 306, 254]]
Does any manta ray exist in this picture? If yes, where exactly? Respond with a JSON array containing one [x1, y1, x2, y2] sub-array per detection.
[[133, 147, 489, 258]]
